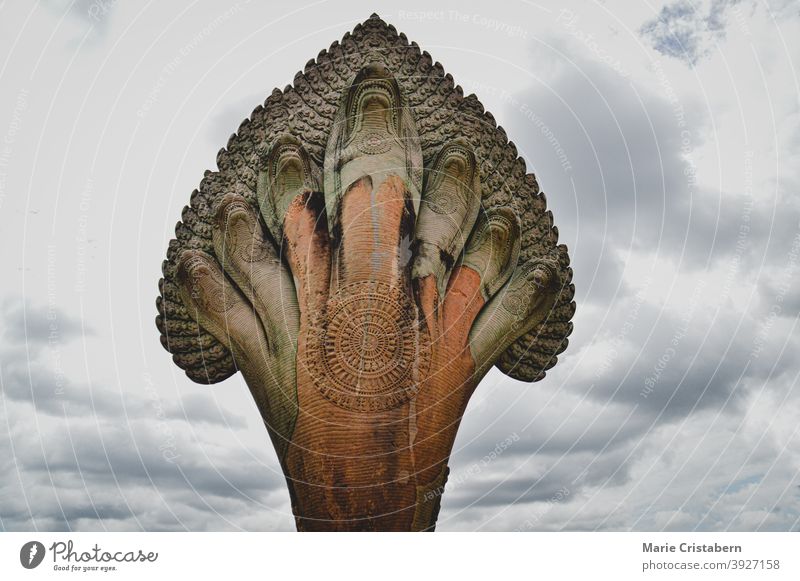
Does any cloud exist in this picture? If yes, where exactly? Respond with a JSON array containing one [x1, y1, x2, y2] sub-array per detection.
[[640, 0, 800, 66], [504, 38, 719, 306], [429, 24, 800, 530], [1, 299, 91, 345], [0, 300, 290, 531], [640, 0, 740, 66], [166, 393, 248, 429], [42, 0, 120, 36]]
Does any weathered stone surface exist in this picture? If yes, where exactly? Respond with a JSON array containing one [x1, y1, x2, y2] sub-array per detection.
[[155, 13, 575, 531]]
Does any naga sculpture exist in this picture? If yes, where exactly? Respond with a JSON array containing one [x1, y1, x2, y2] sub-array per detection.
[[155, 14, 575, 531]]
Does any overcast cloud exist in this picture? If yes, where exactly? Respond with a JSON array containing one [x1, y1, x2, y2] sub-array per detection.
[[0, 0, 798, 531]]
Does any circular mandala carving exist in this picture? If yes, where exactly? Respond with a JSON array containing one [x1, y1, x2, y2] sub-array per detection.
[[181, 255, 237, 314], [220, 200, 272, 263], [235, 232, 271, 263], [425, 191, 460, 215], [500, 290, 530, 317], [305, 281, 429, 412], [500, 263, 554, 317], [205, 289, 235, 313], [356, 131, 393, 155]]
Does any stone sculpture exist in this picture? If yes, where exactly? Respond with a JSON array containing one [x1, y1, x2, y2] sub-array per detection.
[[155, 14, 575, 531]]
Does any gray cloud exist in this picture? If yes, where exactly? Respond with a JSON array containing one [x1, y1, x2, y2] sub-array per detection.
[[1, 299, 91, 345], [432, 28, 800, 529], [505, 46, 711, 306], [0, 300, 289, 531], [166, 393, 248, 429]]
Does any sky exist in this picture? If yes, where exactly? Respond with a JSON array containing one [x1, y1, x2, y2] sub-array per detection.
[[0, 0, 798, 531]]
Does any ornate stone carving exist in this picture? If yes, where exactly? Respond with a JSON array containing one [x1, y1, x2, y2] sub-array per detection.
[[304, 281, 430, 412], [155, 14, 576, 531]]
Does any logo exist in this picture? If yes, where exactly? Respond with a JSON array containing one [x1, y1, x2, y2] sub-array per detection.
[[20, 541, 46, 569]]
